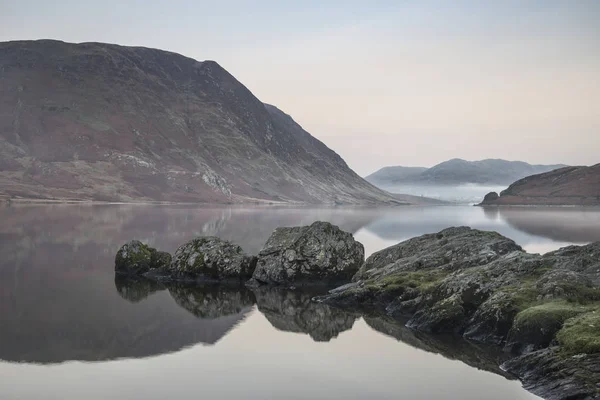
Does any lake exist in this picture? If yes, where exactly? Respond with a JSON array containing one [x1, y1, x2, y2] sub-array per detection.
[[2, 204, 600, 400]]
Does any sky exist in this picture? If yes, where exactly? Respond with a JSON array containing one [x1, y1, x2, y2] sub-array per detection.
[[1, 0, 599, 175]]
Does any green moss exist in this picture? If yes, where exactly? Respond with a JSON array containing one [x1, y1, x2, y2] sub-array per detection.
[[499, 283, 540, 311], [512, 301, 589, 334], [557, 310, 600, 354], [115, 241, 153, 271]]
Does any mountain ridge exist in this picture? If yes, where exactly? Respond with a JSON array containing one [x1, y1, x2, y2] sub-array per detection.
[[0, 39, 399, 205], [479, 164, 600, 206], [366, 158, 567, 186]]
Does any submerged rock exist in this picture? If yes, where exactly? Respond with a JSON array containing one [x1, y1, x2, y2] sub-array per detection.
[[169, 237, 257, 282], [250, 221, 364, 287]]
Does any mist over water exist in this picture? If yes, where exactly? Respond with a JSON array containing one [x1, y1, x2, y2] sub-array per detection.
[[3, 203, 599, 400], [380, 184, 508, 204]]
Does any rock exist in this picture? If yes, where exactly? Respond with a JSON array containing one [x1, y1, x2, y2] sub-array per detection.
[[317, 226, 600, 398], [151, 251, 172, 270], [353, 226, 522, 282], [482, 192, 499, 203], [463, 291, 520, 345], [502, 348, 600, 400], [115, 240, 162, 276], [169, 237, 257, 282], [250, 221, 364, 287], [504, 302, 587, 354]]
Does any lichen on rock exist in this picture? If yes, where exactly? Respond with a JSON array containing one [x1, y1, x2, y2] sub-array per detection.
[[169, 236, 257, 282], [250, 221, 364, 287]]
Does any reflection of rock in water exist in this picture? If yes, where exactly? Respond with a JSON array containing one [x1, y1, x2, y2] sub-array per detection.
[[168, 285, 255, 319], [363, 315, 515, 378], [498, 207, 600, 243], [115, 275, 166, 303], [482, 206, 499, 221], [252, 287, 357, 342]]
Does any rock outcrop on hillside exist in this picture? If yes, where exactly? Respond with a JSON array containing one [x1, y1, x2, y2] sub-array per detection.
[[480, 164, 600, 206], [318, 227, 600, 399], [0, 40, 397, 205]]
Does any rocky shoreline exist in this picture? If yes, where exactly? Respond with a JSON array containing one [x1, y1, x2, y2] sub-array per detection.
[[115, 222, 600, 400]]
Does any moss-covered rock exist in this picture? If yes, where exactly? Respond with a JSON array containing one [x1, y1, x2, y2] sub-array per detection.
[[115, 240, 155, 276], [557, 310, 600, 354], [169, 237, 256, 282], [151, 250, 172, 270], [317, 227, 600, 399], [505, 302, 589, 353]]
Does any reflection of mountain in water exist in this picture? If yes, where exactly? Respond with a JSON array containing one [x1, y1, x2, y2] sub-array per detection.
[[253, 287, 358, 342], [0, 204, 377, 364], [364, 206, 600, 248], [493, 207, 600, 243], [0, 277, 253, 364], [364, 207, 532, 244]]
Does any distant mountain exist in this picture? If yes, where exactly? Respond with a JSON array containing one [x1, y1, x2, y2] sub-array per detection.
[[365, 166, 428, 185], [366, 159, 566, 186], [0, 40, 398, 205], [479, 164, 600, 206]]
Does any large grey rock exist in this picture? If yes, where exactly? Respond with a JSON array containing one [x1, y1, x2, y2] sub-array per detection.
[[169, 237, 257, 282], [251, 221, 364, 286], [353, 226, 522, 281]]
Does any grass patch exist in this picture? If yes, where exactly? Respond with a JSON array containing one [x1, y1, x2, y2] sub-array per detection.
[[557, 310, 600, 354], [371, 270, 446, 293], [512, 301, 589, 333]]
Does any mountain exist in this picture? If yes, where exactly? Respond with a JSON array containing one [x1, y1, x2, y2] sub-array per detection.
[[366, 159, 566, 186], [0, 40, 398, 205], [365, 166, 427, 185], [479, 164, 600, 206]]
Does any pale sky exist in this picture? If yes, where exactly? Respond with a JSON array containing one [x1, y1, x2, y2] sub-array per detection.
[[2, 0, 599, 175]]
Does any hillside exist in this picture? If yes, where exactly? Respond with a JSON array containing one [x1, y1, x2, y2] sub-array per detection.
[[479, 164, 600, 206], [366, 159, 565, 186], [0, 40, 398, 204]]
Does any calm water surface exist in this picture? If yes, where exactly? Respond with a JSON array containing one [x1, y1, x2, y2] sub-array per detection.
[[2, 204, 600, 400]]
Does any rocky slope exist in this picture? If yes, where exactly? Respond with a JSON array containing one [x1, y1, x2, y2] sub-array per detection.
[[0, 40, 397, 204], [367, 159, 565, 186], [480, 164, 600, 206], [319, 227, 600, 399]]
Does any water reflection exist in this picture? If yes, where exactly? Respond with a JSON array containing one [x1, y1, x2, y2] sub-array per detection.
[[492, 206, 600, 243], [363, 316, 513, 378], [168, 284, 254, 319], [252, 287, 358, 342], [0, 203, 598, 389]]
